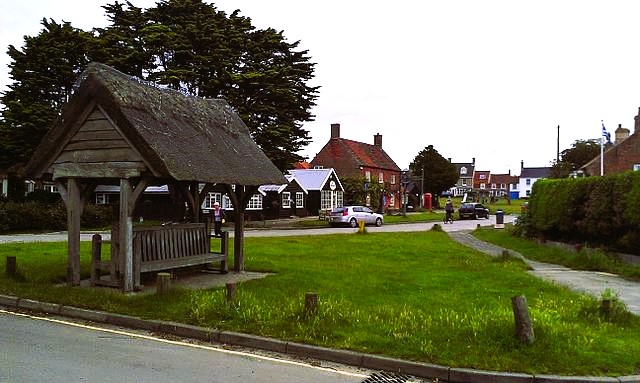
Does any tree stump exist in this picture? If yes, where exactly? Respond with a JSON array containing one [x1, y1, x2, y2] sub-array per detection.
[[156, 272, 171, 295], [226, 282, 237, 301], [511, 295, 535, 344], [305, 292, 318, 317], [6, 256, 16, 276]]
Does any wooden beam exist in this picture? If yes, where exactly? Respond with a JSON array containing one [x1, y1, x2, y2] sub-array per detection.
[[66, 178, 82, 286], [128, 177, 152, 214], [52, 162, 146, 179]]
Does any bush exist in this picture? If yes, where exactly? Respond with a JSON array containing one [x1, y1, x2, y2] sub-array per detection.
[[0, 201, 111, 233], [528, 171, 640, 253]]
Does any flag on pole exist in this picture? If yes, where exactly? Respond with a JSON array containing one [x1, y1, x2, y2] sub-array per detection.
[[602, 121, 611, 144]]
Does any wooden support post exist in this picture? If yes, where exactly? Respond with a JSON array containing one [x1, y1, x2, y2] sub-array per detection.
[[220, 231, 229, 273], [90, 234, 102, 286], [511, 295, 535, 344], [157, 272, 171, 295], [226, 282, 237, 301], [120, 178, 134, 292], [67, 178, 82, 286], [305, 292, 318, 317], [6, 256, 16, 276]]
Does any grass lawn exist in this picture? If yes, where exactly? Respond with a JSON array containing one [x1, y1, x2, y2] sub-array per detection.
[[473, 226, 640, 281], [1, 231, 639, 376]]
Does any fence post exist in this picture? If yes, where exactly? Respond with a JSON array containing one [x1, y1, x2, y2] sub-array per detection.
[[6, 256, 16, 277], [226, 282, 237, 301], [157, 272, 171, 295], [511, 295, 535, 344], [305, 292, 318, 317]]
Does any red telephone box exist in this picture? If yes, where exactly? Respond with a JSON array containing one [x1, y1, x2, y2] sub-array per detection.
[[423, 193, 432, 211]]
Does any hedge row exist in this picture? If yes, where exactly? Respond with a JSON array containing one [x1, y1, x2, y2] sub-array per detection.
[[0, 201, 112, 233], [527, 171, 640, 253]]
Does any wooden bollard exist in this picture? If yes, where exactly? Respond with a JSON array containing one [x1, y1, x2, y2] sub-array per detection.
[[511, 295, 535, 344], [601, 299, 611, 318], [90, 234, 102, 285], [226, 282, 237, 301], [157, 272, 171, 295], [6, 256, 16, 276], [305, 292, 318, 317]]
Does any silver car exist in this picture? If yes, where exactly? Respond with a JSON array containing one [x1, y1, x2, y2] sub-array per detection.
[[329, 206, 384, 227]]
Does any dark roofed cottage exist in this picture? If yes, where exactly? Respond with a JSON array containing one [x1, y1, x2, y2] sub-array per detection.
[[25, 62, 285, 291]]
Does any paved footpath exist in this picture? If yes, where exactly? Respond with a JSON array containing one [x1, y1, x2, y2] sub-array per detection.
[[449, 231, 640, 315]]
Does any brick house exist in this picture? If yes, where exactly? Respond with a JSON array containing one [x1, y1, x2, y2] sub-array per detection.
[[310, 123, 401, 210], [581, 112, 640, 176], [473, 170, 491, 191], [489, 173, 518, 198]]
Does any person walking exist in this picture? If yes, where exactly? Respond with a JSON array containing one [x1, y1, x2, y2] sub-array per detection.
[[212, 202, 226, 237]]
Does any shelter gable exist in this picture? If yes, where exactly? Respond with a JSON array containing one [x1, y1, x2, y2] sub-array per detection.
[[51, 105, 147, 179]]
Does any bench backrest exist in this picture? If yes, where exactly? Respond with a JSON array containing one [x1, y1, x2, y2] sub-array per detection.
[[133, 223, 210, 263]]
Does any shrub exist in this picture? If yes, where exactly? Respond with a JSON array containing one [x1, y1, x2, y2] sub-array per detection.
[[528, 171, 640, 254]]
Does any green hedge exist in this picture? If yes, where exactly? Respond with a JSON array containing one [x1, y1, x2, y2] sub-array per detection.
[[527, 171, 640, 253], [0, 201, 112, 233]]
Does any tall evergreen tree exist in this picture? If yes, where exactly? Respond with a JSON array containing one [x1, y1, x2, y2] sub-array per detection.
[[1, 0, 319, 173], [0, 19, 92, 169]]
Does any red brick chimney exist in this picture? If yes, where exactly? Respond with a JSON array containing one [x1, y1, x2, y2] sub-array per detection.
[[374, 133, 382, 147], [331, 123, 340, 139]]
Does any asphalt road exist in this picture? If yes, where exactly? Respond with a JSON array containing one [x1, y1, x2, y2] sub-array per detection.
[[0, 215, 515, 243], [0, 309, 370, 383]]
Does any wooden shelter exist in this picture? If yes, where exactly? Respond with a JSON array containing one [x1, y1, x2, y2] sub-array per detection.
[[24, 62, 285, 292]]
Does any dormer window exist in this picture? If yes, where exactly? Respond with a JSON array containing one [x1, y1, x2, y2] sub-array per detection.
[[460, 167, 467, 175]]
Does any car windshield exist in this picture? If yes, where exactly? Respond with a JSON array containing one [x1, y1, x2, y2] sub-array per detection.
[[461, 203, 475, 209]]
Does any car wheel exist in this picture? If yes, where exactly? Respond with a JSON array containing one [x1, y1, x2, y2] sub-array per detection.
[[349, 218, 358, 228], [375, 217, 382, 227]]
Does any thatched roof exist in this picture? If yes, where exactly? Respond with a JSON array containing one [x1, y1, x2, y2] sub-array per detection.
[[25, 62, 285, 186]]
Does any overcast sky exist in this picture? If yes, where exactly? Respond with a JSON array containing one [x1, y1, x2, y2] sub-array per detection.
[[2, 1, 640, 174]]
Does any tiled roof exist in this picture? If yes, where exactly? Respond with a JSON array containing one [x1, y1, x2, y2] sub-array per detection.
[[491, 174, 518, 184], [311, 138, 400, 178], [520, 167, 551, 178]]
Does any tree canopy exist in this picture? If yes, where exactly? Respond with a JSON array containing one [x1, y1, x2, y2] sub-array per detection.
[[549, 139, 602, 178], [409, 145, 458, 197], [1, 0, 319, 172]]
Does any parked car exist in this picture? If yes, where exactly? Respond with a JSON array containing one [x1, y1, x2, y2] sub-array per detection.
[[329, 206, 384, 227], [458, 202, 490, 219]]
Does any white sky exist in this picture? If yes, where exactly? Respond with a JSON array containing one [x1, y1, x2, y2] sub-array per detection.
[[2, 1, 640, 174]]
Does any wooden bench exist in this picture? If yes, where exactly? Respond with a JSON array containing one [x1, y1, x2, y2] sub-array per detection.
[[91, 222, 228, 289]]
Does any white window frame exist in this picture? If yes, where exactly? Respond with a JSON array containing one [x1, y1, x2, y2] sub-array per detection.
[[282, 192, 291, 208], [480, 183, 486, 189], [96, 193, 110, 205], [390, 175, 396, 184], [247, 194, 263, 210], [365, 171, 371, 182], [295, 192, 303, 208], [526, 179, 531, 186], [460, 167, 467, 175], [378, 172, 384, 183]]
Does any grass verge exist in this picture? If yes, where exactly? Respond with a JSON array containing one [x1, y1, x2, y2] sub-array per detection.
[[0, 232, 639, 376], [473, 226, 640, 281]]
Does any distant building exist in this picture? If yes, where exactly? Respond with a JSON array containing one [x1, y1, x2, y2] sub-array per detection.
[[310, 123, 401, 210], [447, 158, 475, 197], [518, 161, 551, 198]]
